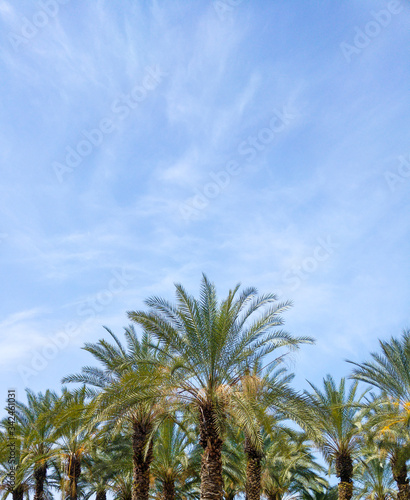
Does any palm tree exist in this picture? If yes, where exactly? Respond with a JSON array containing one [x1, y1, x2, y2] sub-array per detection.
[[355, 456, 396, 500], [236, 362, 313, 500], [63, 326, 170, 500], [111, 473, 133, 500], [349, 330, 410, 426], [360, 395, 410, 500], [305, 376, 368, 500], [262, 429, 328, 500], [47, 387, 96, 500], [81, 449, 114, 500], [349, 330, 410, 500], [221, 432, 246, 500], [128, 274, 313, 500], [85, 431, 133, 500], [14, 390, 59, 500], [151, 418, 196, 500], [0, 420, 31, 500]]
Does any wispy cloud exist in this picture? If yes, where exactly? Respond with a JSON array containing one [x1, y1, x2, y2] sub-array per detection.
[[0, 0, 408, 397]]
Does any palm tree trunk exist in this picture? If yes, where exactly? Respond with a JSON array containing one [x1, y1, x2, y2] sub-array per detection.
[[132, 420, 154, 500], [199, 404, 224, 500], [34, 463, 47, 500], [96, 490, 107, 500], [337, 482, 353, 500], [335, 452, 353, 500], [162, 479, 175, 500], [244, 436, 263, 500], [391, 454, 410, 500], [12, 485, 24, 500], [67, 453, 81, 500]]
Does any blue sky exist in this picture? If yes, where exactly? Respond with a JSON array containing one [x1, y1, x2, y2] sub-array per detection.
[[0, 0, 409, 407]]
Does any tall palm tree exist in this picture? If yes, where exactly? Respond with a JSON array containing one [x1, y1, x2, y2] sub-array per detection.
[[262, 429, 328, 500], [0, 420, 31, 500], [221, 432, 246, 500], [111, 472, 132, 500], [151, 418, 196, 500], [128, 274, 313, 500], [349, 330, 410, 427], [81, 448, 114, 500], [14, 390, 59, 500], [305, 376, 368, 500], [236, 362, 313, 500], [355, 456, 396, 500], [349, 330, 410, 500], [360, 395, 410, 500], [63, 326, 170, 500], [48, 387, 96, 500], [85, 430, 133, 500]]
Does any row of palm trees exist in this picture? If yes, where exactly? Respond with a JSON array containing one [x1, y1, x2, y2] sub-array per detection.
[[1, 275, 409, 500]]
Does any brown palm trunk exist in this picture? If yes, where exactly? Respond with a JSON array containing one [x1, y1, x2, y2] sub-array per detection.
[[199, 403, 224, 500], [335, 451, 353, 500], [132, 420, 154, 500], [244, 436, 263, 500], [12, 484, 24, 500], [391, 454, 410, 500], [67, 454, 81, 500], [96, 490, 107, 500], [162, 479, 175, 500], [34, 463, 47, 500], [337, 482, 353, 500], [12, 485, 24, 500]]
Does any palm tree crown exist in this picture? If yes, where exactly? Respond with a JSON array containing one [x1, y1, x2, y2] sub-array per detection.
[[305, 376, 368, 500], [128, 274, 313, 500], [349, 330, 410, 500], [349, 329, 410, 426]]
